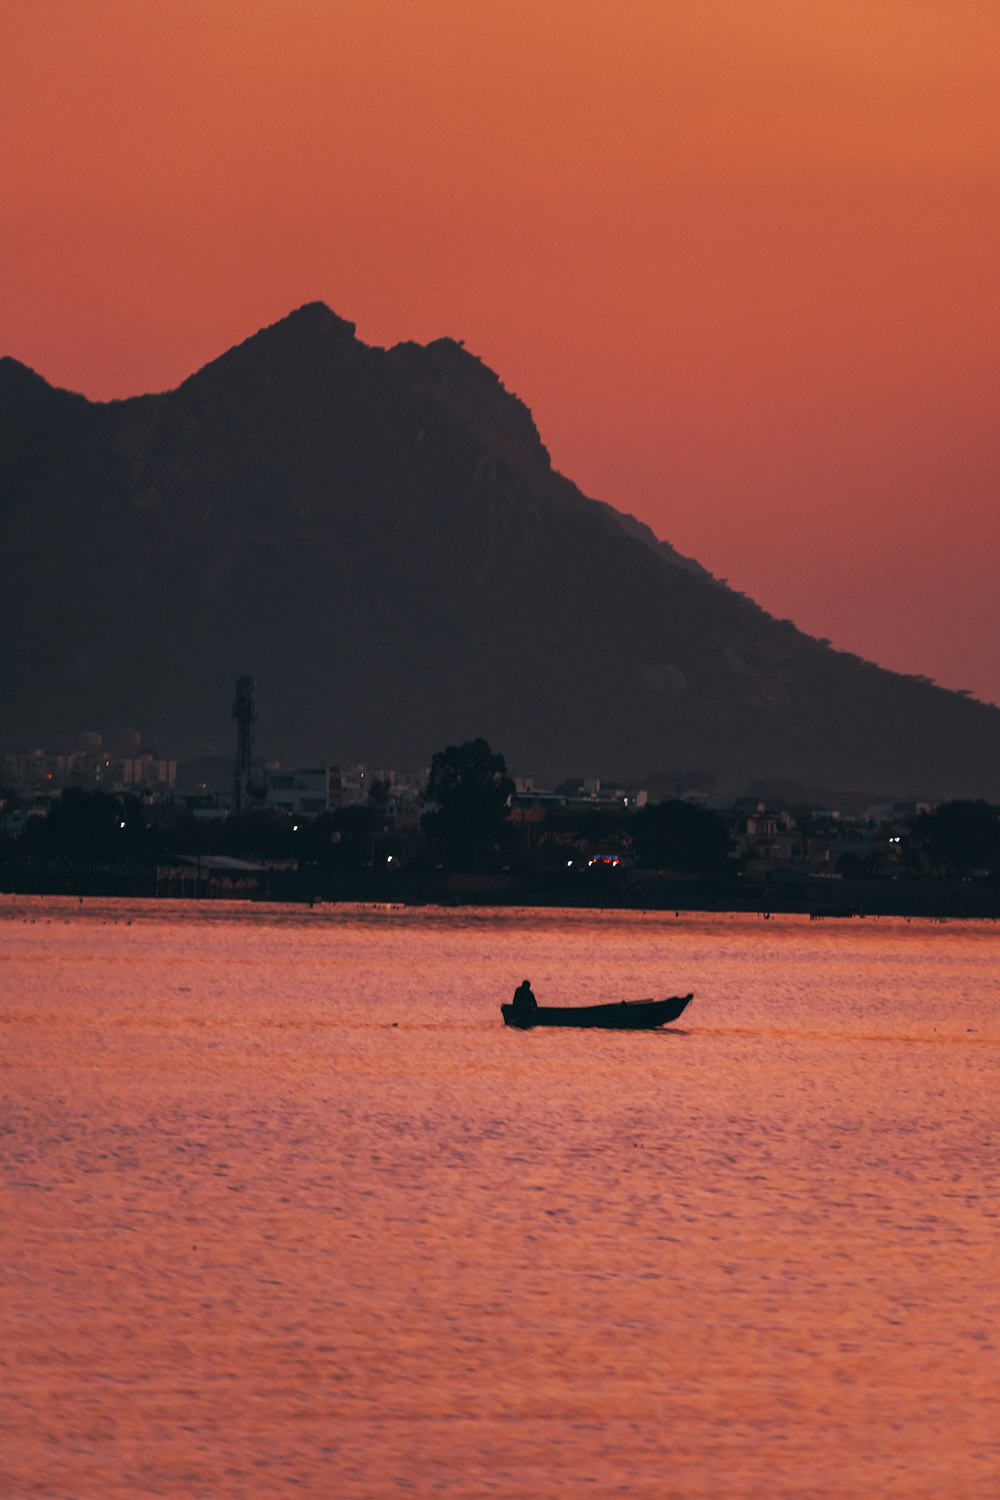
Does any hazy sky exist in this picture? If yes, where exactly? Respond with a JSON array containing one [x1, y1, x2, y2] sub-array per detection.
[[4, 1, 998, 704]]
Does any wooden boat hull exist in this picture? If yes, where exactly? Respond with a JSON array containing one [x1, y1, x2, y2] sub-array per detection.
[[501, 994, 693, 1029]]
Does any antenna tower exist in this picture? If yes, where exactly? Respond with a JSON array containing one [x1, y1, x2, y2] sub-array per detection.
[[231, 675, 257, 813]]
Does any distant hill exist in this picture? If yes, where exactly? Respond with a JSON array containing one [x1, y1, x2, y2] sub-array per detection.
[[3, 302, 1000, 798]]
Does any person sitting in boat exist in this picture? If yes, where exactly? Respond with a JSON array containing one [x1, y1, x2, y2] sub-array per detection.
[[511, 979, 538, 1015]]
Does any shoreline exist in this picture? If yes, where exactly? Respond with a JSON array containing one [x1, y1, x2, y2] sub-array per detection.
[[3, 865, 1000, 920]]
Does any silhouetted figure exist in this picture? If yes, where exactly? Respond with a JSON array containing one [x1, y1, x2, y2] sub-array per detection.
[[512, 979, 538, 1016]]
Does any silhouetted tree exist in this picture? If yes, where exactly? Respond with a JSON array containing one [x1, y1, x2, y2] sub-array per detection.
[[630, 799, 732, 873], [367, 779, 392, 818], [422, 738, 514, 871], [217, 809, 297, 859], [20, 787, 149, 864], [911, 801, 1000, 878], [328, 805, 382, 871]]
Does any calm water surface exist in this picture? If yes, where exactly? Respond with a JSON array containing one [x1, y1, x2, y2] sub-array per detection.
[[2, 898, 998, 1498]]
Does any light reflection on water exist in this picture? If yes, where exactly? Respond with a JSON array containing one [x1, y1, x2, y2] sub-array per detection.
[[2, 898, 999, 1497]]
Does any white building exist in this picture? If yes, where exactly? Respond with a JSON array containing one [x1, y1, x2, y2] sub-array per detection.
[[263, 766, 335, 818]]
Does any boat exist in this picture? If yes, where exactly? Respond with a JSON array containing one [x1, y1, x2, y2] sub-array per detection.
[[500, 994, 693, 1029]]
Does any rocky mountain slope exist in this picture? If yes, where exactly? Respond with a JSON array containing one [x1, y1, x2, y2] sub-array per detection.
[[3, 303, 999, 796]]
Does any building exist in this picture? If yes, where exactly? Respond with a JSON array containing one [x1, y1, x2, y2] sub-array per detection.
[[262, 765, 336, 819], [120, 755, 177, 790]]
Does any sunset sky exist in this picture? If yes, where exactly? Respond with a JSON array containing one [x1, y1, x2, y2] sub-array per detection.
[[4, 1, 998, 704]]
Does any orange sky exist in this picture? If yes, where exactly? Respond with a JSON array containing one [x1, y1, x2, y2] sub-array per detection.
[[3, 1, 999, 704]]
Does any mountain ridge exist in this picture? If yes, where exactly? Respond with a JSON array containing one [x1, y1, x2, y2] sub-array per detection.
[[3, 303, 999, 798]]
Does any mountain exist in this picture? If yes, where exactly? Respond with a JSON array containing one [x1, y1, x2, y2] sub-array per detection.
[[3, 302, 1000, 797]]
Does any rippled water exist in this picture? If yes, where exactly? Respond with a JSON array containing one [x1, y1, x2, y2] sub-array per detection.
[[2, 897, 999, 1498]]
